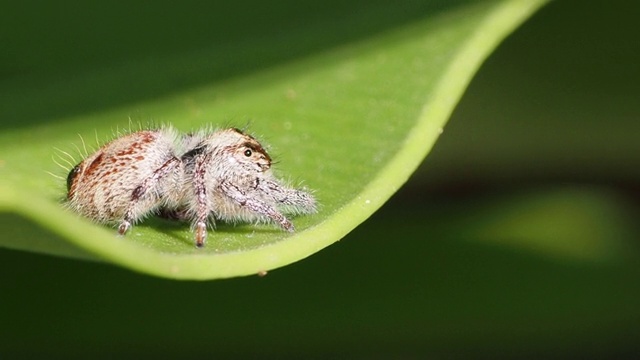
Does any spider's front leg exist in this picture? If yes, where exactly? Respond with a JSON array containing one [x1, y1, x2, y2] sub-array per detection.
[[220, 180, 295, 232], [255, 178, 317, 213]]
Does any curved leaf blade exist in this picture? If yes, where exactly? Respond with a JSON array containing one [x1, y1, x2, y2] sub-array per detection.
[[0, 0, 548, 279]]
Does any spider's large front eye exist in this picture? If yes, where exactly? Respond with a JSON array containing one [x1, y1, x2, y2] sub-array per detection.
[[244, 149, 252, 157]]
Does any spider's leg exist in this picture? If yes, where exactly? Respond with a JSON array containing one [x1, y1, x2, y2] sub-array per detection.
[[118, 156, 182, 235]]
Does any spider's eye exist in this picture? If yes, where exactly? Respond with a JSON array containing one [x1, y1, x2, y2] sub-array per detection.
[[244, 149, 252, 157]]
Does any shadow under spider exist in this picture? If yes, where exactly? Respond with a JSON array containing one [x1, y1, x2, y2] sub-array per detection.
[[54, 195, 285, 249], [139, 216, 286, 248]]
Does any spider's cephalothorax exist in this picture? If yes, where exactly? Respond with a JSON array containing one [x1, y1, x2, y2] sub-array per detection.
[[66, 127, 316, 247]]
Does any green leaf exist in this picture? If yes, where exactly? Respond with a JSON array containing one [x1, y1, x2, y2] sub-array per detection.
[[0, 0, 548, 279]]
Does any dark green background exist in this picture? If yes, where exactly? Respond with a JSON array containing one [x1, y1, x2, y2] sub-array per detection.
[[2, 0, 640, 357]]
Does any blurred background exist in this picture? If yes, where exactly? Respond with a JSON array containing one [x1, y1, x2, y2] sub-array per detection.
[[1, 0, 640, 357]]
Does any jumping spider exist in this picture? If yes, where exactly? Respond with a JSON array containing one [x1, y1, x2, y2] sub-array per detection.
[[65, 127, 317, 247]]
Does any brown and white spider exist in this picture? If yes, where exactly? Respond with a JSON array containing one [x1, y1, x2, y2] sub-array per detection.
[[65, 126, 316, 247]]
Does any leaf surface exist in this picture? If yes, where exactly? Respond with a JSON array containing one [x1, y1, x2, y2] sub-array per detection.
[[0, 0, 548, 279]]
